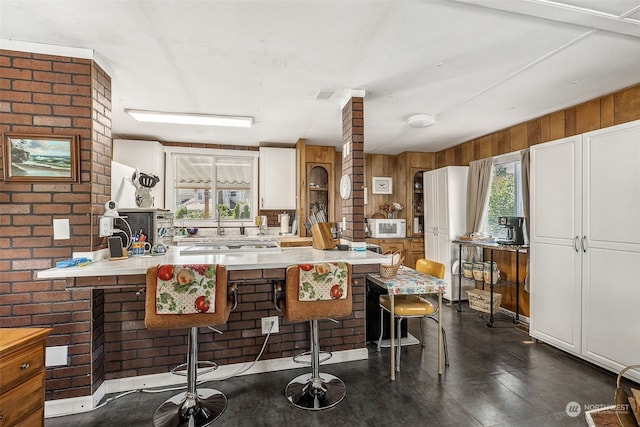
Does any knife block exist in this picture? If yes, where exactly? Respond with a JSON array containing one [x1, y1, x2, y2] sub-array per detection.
[[311, 222, 337, 250]]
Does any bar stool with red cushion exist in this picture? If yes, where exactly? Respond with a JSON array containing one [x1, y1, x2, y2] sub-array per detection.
[[145, 264, 235, 427], [281, 262, 352, 410]]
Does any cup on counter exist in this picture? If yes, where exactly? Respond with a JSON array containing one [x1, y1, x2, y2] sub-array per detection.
[[130, 241, 151, 256]]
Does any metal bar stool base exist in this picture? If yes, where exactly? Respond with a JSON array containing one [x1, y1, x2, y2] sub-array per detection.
[[285, 373, 346, 410], [153, 389, 227, 427]]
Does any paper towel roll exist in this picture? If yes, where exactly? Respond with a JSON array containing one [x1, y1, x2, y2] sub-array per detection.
[[280, 213, 290, 234]]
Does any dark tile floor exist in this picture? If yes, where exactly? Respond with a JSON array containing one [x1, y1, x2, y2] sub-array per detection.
[[45, 302, 633, 426]]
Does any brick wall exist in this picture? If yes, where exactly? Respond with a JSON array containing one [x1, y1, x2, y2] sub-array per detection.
[[75, 265, 376, 381], [0, 49, 111, 400]]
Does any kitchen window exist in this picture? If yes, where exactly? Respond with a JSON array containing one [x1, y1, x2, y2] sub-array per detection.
[[485, 153, 523, 238], [165, 147, 258, 224]]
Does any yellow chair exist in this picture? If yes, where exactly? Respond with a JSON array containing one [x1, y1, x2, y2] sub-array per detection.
[[145, 264, 237, 427], [377, 258, 449, 371], [280, 262, 352, 410]]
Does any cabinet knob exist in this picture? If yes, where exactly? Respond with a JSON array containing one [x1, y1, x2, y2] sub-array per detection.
[[20, 362, 30, 370]]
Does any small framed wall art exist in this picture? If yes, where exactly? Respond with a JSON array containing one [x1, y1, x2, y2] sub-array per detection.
[[371, 176, 392, 194], [3, 133, 80, 182]]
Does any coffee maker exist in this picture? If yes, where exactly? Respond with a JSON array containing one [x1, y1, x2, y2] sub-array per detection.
[[497, 216, 525, 245]]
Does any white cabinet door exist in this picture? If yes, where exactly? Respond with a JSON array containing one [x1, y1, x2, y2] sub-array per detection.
[[435, 168, 449, 233], [424, 166, 468, 301], [423, 171, 437, 233], [529, 135, 582, 355], [530, 120, 640, 382], [113, 139, 165, 209], [259, 147, 296, 209], [581, 121, 640, 374]]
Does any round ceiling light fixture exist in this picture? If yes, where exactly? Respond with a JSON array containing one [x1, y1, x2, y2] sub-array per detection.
[[407, 114, 436, 128]]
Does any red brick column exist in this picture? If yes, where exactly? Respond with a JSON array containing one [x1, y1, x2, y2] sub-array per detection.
[[341, 96, 365, 242]]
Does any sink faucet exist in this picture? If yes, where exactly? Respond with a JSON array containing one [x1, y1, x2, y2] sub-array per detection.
[[217, 213, 225, 236]]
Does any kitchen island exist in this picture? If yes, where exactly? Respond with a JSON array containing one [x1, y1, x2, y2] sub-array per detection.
[[37, 246, 388, 416]]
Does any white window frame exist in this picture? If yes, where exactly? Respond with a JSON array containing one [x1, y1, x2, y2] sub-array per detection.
[[484, 151, 524, 239], [164, 146, 259, 227]]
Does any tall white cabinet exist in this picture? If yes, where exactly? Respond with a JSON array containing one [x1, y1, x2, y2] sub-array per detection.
[[423, 166, 468, 301], [530, 120, 640, 381]]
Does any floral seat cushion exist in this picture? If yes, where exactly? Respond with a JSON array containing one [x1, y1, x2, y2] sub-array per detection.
[[155, 264, 217, 314], [298, 262, 348, 301]]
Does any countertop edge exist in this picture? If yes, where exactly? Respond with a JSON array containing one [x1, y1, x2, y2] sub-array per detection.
[[37, 247, 388, 279]]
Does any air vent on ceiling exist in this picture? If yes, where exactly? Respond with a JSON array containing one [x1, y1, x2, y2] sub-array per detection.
[[315, 89, 334, 100]]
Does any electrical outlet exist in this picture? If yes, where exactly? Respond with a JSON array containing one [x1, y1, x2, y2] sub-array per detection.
[[261, 316, 279, 334], [99, 217, 113, 237]]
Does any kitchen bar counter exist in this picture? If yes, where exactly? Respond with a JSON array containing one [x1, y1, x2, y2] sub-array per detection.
[[37, 246, 388, 280], [37, 245, 388, 415]]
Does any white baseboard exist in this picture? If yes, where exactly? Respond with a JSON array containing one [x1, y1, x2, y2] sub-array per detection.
[[45, 348, 368, 418]]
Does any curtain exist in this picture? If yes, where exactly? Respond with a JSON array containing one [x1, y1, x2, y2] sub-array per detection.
[[466, 158, 494, 236], [520, 149, 530, 292]]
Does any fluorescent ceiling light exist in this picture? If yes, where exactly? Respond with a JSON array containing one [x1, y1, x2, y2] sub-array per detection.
[[125, 109, 253, 128]]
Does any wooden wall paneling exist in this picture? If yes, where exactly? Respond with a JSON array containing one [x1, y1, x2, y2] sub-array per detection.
[[476, 135, 493, 160], [601, 94, 615, 128], [539, 115, 551, 143], [565, 107, 577, 136], [365, 153, 395, 217], [549, 110, 566, 141], [509, 123, 527, 151], [526, 119, 542, 148], [614, 85, 640, 124], [396, 155, 408, 217], [496, 129, 510, 154], [575, 99, 601, 134]]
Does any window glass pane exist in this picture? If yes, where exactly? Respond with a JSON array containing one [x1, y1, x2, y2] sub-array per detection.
[[216, 158, 252, 219], [171, 152, 255, 221], [486, 160, 523, 238]]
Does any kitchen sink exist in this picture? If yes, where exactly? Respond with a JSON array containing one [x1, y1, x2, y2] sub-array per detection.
[[179, 240, 280, 255]]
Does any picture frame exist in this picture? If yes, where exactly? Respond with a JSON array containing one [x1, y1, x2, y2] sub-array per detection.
[[371, 176, 392, 194], [3, 133, 80, 182]]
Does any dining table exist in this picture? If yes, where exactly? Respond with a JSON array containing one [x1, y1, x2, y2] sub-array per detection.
[[367, 266, 446, 381]]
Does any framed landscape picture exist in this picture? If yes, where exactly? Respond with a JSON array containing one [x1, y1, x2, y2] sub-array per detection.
[[3, 133, 80, 182]]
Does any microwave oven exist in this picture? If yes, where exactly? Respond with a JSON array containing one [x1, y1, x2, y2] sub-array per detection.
[[368, 219, 406, 238]]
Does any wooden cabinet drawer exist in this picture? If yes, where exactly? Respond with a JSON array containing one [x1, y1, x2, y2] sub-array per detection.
[[410, 239, 424, 252], [0, 345, 44, 393], [0, 371, 44, 427]]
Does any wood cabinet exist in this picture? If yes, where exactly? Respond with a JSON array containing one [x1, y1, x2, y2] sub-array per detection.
[[297, 143, 335, 237], [410, 170, 425, 237], [423, 166, 468, 301], [259, 147, 296, 209], [367, 238, 406, 262], [0, 328, 51, 426], [529, 119, 640, 381]]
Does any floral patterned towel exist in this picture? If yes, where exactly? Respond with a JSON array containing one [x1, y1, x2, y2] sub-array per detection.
[[155, 264, 217, 314], [298, 262, 348, 301]]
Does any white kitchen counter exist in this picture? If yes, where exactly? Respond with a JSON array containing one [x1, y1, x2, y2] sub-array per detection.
[[37, 247, 388, 279]]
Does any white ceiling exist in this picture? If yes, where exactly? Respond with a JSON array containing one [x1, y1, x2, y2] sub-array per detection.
[[1, 0, 639, 155]]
